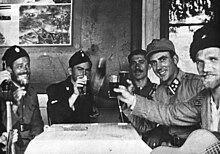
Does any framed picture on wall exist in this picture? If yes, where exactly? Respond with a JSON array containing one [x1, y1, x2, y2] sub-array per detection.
[[0, 0, 72, 46]]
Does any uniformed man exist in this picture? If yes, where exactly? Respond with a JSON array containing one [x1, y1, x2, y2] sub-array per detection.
[[0, 45, 44, 154], [47, 50, 99, 124], [122, 49, 161, 147], [116, 38, 204, 148], [123, 49, 157, 132], [114, 21, 220, 149]]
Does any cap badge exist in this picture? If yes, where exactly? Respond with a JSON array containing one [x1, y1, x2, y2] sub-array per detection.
[[15, 47, 20, 53], [201, 34, 207, 40]]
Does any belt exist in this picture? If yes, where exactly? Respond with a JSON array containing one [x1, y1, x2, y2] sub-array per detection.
[[171, 135, 186, 147], [19, 123, 30, 132]]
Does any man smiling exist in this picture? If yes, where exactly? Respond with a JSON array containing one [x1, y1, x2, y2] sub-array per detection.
[[0, 45, 44, 154], [114, 22, 220, 143], [118, 38, 204, 148]]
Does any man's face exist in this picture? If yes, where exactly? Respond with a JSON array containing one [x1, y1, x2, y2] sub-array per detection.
[[129, 54, 148, 81], [70, 62, 91, 81], [149, 51, 178, 84], [196, 47, 220, 89], [10, 56, 31, 86]]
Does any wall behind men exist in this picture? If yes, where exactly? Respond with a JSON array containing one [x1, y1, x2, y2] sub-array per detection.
[[0, 0, 131, 107]]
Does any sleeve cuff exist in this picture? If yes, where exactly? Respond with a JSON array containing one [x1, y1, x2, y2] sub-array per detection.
[[129, 94, 136, 110]]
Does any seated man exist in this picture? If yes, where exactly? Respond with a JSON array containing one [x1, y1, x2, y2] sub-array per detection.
[[123, 49, 157, 133], [0, 45, 44, 154], [114, 22, 220, 146], [47, 50, 98, 124], [116, 38, 204, 148]]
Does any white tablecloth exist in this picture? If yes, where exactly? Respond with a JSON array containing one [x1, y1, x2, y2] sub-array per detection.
[[25, 123, 152, 154]]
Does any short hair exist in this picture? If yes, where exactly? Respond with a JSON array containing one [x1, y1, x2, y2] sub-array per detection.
[[128, 49, 147, 63]]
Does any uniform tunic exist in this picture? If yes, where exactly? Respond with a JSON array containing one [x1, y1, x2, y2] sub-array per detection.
[[47, 76, 94, 124], [132, 69, 204, 139], [0, 85, 44, 154]]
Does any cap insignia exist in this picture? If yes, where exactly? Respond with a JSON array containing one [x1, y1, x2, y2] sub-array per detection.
[[15, 47, 20, 53], [201, 34, 207, 40]]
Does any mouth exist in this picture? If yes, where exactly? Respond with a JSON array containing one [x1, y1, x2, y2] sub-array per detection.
[[18, 74, 30, 85], [203, 74, 215, 80], [134, 70, 143, 75], [157, 69, 166, 77], [19, 74, 29, 79]]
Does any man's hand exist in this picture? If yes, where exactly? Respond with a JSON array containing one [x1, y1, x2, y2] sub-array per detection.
[[114, 80, 136, 107], [13, 87, 27, 103], [142, 126, 172, 149], [0, 129, 18, 145], [0, 129, 18, 152], [73, 76, 88, 95], [69, 76, 88, 110], [0, 70, 11, 85]]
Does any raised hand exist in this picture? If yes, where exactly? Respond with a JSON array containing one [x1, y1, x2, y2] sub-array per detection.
[[13, 87, 27, 103], [114, 80, 136, 107], [0, 70, 11, 85]]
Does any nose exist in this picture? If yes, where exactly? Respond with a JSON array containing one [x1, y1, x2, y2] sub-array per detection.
[[156, 62, 162, 70], [203, 62, 211, 73], [135, 63, 140, 69], [22, 65, 29, 73], [82, 70, 86, 76]]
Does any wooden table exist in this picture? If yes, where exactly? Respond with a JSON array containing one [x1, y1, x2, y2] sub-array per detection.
[[25, 123, 152, 154]]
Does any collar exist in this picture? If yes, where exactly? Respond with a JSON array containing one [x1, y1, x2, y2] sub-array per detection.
[[167, 69, 185, 96], [64, 76, 74, 92], [133, 78, 157, 98]]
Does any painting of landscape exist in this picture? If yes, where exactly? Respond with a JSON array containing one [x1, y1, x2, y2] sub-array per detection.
[[0, 1, 72, 46], [19, 4, 72, 45]]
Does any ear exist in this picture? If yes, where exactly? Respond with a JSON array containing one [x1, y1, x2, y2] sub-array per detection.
[[68, 67, 72, 75], [173, 55, 179, 65], [6, 66, 12, 73], [148, 64, 152, 70]]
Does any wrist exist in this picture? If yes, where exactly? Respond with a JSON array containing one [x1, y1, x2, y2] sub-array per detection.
[[130, 94, 136, 110]]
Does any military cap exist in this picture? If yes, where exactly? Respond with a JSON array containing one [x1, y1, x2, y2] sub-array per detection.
[[190, 22, 220, 62], [69, 50, 92, 68], [146, 38, 176, 59], [2, 45, 29, 67], [128, 49, 147, 63]]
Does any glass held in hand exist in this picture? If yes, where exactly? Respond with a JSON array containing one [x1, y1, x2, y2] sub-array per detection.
[[119, 71, 129, 87], [1, 80, 12, 92], [108, 75, 119, 98], [77, 75, 89, 95]]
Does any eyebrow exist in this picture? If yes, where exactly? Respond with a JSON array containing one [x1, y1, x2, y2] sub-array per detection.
[[76, 66, 91, 70], [150, 55, 168, 62], [158, 55, 168, 61]]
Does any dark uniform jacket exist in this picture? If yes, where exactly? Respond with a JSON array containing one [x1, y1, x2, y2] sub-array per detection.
[[47, 76, 94, 124], [0, 84, 44, 154]]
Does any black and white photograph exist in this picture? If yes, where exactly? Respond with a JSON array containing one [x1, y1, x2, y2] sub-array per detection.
[[0, 0, 219, 154]]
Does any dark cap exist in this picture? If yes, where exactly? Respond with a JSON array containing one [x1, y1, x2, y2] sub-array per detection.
[[146, 38, 176, 59], [190, 23, 220, 62], [69, 50, 92, 68], [2, 45, 29, 67], [128, 49, 147, 63]]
